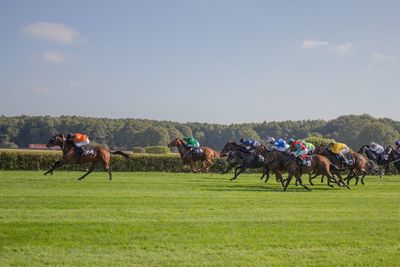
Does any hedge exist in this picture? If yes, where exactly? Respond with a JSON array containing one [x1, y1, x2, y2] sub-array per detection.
[[0, 150, 227, 173], [0, 150, 398, 175], [144, 146, 170, 154], [132, 147, 145, 153]]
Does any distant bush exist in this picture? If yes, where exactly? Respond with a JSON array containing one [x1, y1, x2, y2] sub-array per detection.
[[304, 136, 335, 146], [145, 146, 170, 154], [132, 147, 145, 153], [0, 142, 19, 149]]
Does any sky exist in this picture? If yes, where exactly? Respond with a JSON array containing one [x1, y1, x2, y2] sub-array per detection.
[[0, 0, 399, 124]]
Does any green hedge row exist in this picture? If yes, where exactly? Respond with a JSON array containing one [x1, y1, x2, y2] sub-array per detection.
[[144, 146, 170, 154], [0, 150, 227, 173], [0, 150, 398, 175]]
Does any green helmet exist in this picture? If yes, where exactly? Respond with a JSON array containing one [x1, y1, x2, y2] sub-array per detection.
[[288, 138, 295, 144]]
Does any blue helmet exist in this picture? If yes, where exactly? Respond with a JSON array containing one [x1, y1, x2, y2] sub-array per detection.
[[395, 140, 400, 146]]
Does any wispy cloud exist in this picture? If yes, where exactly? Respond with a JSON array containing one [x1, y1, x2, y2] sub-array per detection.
[[372, 52, 395, 62], [42, 51, 69, 63], [22, 22, 85, 44], [68, 80, 87, 88], [335, 43, 353, 54], [301, 39, 353, 54], [32, 87, 53, 94], [301, 40, 330, 49]]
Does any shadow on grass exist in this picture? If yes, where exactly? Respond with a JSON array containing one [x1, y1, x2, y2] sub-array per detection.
[[201, 182, 343, 193]]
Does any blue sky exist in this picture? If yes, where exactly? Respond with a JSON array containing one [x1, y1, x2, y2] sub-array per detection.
[[0, 0, 399, 123]]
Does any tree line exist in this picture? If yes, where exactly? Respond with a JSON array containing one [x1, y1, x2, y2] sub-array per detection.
[[0, 114, 398, 150]]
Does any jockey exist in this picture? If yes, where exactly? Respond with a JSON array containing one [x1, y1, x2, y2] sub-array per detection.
[[66, 133, 90, 155], [288, 139, 308, 161], [240, 138, 261, 151], [182, 136, 201, 160], [272, 138, 290, 152], [395, 140, 400, 154], [369, 142, 385, 162], [328, 141, 350, 166], [304, 142, 315, 155]]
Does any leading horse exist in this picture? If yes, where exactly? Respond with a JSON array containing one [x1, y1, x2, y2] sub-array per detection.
[[168, 138, 220, 172], [44, 134, 130, 180]]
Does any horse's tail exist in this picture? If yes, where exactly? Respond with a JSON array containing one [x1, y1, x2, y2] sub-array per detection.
[[110, 150, 130, 158]]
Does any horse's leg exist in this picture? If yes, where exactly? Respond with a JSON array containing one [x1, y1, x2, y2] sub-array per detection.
[[104, 164, 112, 181], [296, 174, 311, 191], [320, 175, 325, 183], [231, 167, 240, 181], [190, 161, 199, 173], [346, 171, 355, 185], [200, 159, 210, 173], [44, 160, 63, 175], [361, 172, 366, 185], [276, 172, 285, 187], [222, 163, 234, 175], [263, 169, 271, 183], [309, 172, 320, 186], [283, 173, 294, 191], [78, 163, 96, 181]]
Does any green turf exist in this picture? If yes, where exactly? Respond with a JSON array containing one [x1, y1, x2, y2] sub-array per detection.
[[0, 171, 399, 266]]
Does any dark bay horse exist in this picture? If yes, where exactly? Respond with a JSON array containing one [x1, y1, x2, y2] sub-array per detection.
[[168, 138, 220, 172], [220, 141, 269, 180], [44, 134, 130, 180], [314, 145, 368, 185], [386, 146, 400, 173], [358, 145, 389, 176]]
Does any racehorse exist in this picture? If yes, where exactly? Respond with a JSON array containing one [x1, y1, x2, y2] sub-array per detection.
[[386, 146, 400, 174], [220, 141, 269, 180], [260, 148, 342, 191], [168, 138, 220, 172], [358, 145, 389, 176], [314, 145, 368, 185], [44, 134, 130, 180]]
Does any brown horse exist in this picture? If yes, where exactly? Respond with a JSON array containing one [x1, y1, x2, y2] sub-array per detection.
[[261, 149, 341, 191], [314, 145, 368, 185], [44, 134, 130, 180], [168, 138, 220, 172]]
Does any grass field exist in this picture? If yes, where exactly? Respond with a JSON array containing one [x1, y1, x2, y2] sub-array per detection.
[[0, 171, 399, 266]]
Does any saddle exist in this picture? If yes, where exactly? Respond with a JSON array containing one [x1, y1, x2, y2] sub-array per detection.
[[252, 154, 265, 165], [297, 155, 312, 166], [75, 145, 96, 156], [337, 152, 354, 166]]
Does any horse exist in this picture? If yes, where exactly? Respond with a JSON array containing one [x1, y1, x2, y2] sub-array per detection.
[[44, 134, 130, 180], [260, 148, 342, 191], [167, 138, 220, 173], [314, 145, 368, 185], [225, 151, 266, 181], [358, 145, 389, 176], [220, 141, 269, 180], [386, 146, 400, 174]]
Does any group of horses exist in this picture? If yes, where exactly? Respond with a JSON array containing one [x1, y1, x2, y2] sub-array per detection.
[[43, 135, 400, 191], [168, 138, 400, 191]]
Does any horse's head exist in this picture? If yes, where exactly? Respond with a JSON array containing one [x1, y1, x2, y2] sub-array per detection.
[[314, 145, 326, 155], [47, 134, 65, 148], [358, 145, 370, 154], [168, 138, 184, 148], [220, 141, 237, 157]]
